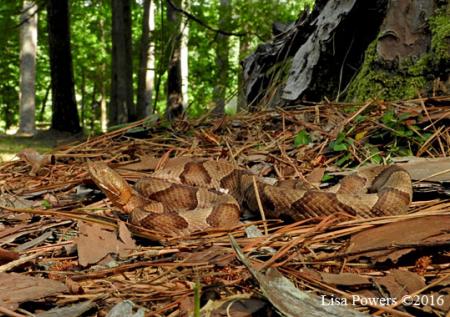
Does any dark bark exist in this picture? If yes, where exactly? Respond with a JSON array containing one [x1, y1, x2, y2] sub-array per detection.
[[165, 0, 183, 120], [47, 0, 80, 133], [110, 0, 134, 126], [242, 0, 448, 107]]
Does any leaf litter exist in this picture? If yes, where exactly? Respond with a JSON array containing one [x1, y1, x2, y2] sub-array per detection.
[[0, 97, 449, 316]]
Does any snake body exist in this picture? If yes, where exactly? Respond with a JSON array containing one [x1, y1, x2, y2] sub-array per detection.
[[88, 158, 412, 235]]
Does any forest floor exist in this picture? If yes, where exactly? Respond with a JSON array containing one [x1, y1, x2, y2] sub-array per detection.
[[0, 130, 84, 162], [0, 96, 449, 316]]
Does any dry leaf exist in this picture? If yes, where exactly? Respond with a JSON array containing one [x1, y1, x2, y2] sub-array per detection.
[[230, 235, 368, 317], [318, 272, 371, 286], [0, 247, 20, 265], [0, 272, 68, 310], [75, 221, 136, 266], [17, 148, 53, 176], [375, 269, 425, 299], [347, 215, 450, 263]]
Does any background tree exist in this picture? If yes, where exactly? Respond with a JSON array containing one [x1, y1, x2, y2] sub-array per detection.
[[0, 0, 313, 134], [110, 0, 134, 126], [212, 0, 231, 115], [136, 0, 156, 119], [180, 0, 189, 111], [18, 0, 38, 136], [165, 0, 183, 120], [47, 0, 80, 133]]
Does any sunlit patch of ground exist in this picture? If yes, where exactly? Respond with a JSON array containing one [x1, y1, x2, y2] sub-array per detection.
[[0, 129, 83, 162]]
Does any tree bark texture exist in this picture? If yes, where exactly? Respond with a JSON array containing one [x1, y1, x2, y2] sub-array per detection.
[[346, 0, 448, 101], [136, 0, 155, 119], [18, 0, 38, 135], [110, 0, 134, 126], [242, 0, 449, 107], [212, 0, 231, 115], [47, 0, 80, 133], [165, 0, 183, 120]]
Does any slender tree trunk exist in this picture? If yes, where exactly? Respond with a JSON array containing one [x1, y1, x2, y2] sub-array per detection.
[[18, 0, 38, 136], [165, 0, 183, 120], [98, 18, 108, 132], [237, 37, 249, 111], [39, 83, 51, 122], [137, 0, 155, 119], [80, 69, 86, 128], [110, 0, 134, 126], [180, 0, 189, 109], [47, 0, 80, 133], [212, 0, 231, 115]]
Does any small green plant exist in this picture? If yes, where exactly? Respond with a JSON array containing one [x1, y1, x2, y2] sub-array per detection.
[[376, 109, 432, 157], [294, 130, 311, 146], [330, 132, 354, 152], [41, 200, 51, 209]]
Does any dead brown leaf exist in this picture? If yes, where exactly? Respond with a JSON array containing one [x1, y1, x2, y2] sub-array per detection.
[[346, 215, 450, 262], [0, 272, 68, 310], [17, 148, 53, 176], [319, 272, 372, 286], [375, 269, 426, 299], [75, 221, 136, 267], [0, 247, 20, 265]]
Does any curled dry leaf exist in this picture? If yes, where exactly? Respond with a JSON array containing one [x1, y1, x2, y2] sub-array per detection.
[[17, 148, 54, 176]]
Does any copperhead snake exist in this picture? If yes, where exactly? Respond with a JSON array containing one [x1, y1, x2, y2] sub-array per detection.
[[87, 158, 412, 236]]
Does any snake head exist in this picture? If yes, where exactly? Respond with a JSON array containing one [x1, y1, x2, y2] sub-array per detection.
[[87, 161, 135, 209]]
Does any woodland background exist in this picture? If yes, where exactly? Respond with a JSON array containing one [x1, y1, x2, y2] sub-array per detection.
[[0, 0, 313, 137]]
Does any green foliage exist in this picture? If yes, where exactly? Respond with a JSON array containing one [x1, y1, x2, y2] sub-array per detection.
[[376, 109, 431, 156], [428, 7, 450, 61], [328, 106, 432, 167], [186, 0, 314, 116], [330, 132, 353, 152], [294, 129, 311, 146], [0, 2, 20, 132]]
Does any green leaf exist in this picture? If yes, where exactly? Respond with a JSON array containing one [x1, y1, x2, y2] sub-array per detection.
[[370, 154, 383, 164], [41, 200, 51, 209], [332, 143, 348, 151], [354, 115, 367, 123], [294, 130, 311, 146], [336, 153, 352, 166], [398, 112, 412, 121], [321, 173, 334, 182], [381, 110, 396, 125]]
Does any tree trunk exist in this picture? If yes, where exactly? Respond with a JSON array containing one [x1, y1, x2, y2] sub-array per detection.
[[237, 36, 250, 111], [98, 17, 108, 132], [110, 0, 134, 126], [47, 0, 80, 133], [180, 0, 189, 111], [212, 0, 231, 115], [18, 0, 38, 136], [242, 0, 449, 107], [346, 0, 449, 101], [136, 0, 155, 119], [165, 0, 184, 120]]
